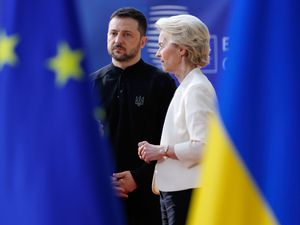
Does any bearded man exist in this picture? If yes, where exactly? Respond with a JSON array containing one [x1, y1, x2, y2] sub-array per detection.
[[91, 7, 176, 225]]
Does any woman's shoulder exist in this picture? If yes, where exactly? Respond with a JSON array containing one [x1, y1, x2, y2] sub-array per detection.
[[182, 70, 215, 98]]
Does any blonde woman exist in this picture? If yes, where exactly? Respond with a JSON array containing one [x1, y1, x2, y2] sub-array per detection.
[[138, 14, 217, 225]]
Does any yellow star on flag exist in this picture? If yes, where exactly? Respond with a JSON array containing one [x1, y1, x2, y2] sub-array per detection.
[[0, 31, 19, 70], [47, 42, 84, 86]]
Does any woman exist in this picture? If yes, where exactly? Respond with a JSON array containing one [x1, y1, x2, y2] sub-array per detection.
[[138, 14, 217, 225]]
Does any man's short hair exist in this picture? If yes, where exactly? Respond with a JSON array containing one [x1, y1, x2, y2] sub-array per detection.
[[110, 7, 147, 36]]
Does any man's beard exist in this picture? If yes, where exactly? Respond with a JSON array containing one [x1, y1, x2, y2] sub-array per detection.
[[109, 43, 140, 62]]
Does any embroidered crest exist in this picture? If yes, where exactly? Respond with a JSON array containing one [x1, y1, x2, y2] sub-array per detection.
[[135, 96, 144, 107]]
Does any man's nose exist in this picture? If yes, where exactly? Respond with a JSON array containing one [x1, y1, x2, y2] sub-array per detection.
[[114, 33, 124, 43]]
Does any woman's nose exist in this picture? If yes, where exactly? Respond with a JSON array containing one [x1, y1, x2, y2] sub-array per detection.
[[155, 49, 161, 58]]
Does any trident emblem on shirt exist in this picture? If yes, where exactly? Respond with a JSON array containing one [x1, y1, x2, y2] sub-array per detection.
[[135, 96, 144, 107]]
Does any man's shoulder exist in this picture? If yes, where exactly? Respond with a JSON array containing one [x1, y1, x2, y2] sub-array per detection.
[[90, 64, 112, 82], [141, 61, 174, 82], [141, 61, 165, 75]]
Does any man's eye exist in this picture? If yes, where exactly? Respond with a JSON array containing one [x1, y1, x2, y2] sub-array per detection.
[[110, 32, 117, 36]]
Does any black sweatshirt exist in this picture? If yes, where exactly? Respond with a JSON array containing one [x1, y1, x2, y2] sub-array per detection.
[[91, 59, 176, 225]]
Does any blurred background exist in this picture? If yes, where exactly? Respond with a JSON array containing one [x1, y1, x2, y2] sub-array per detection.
[[75, 0, 232, 88], [2, 1, 299, 225]]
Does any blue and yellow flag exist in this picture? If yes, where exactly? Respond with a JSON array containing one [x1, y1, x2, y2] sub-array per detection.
[[0, 1, 124, 225], [187, 1, 300, 225]]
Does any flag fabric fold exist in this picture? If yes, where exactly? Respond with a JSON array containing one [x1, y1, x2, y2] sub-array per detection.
[[0, 0, 124, 225], [187, 1, 300, 225]]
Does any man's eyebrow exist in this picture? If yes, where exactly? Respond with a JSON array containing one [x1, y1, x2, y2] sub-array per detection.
[[109, 28, 134, 32]]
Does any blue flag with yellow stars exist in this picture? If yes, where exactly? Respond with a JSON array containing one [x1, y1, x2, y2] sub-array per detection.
[[0, 0, 124, 225]]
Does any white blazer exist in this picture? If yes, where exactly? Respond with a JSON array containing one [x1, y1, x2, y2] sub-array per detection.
[[155, 68, 216, 192]]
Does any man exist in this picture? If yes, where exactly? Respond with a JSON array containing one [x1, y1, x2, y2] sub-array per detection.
[[91, 7, 177, 225]]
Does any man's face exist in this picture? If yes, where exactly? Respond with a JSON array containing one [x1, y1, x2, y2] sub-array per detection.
[[107, 17, 146, 62]]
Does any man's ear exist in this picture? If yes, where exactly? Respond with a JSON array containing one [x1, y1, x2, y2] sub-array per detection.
[[140, 36, 148, 49]]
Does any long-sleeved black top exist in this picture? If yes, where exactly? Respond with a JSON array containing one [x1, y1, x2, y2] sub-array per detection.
[[91, 60, 176, 188]]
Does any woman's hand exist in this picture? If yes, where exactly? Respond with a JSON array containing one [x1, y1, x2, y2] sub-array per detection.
[[138, 141, 166, 163]]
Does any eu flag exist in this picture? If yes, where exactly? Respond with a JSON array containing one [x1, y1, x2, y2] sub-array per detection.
[[187, 1, 300, 225], [0, 0, 124, 225]]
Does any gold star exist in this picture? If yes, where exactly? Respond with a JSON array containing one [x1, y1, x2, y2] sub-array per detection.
[[0, 31, 19, 70], [47, 42, 84, 86]]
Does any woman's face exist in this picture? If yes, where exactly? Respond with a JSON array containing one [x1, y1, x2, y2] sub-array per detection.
[[156, 31, 181, 73]]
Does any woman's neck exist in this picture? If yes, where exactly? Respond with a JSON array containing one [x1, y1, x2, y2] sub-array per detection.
[[174, 60, 197, 83]]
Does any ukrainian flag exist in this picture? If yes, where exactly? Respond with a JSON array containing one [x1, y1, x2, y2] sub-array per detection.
[[0, 0, 124, 224], [187, 1, 300, 225]]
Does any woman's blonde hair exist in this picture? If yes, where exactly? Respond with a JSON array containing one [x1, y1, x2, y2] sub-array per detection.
[[156, 14, 210, 67]]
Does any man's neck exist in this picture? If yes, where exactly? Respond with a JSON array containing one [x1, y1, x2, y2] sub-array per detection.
[[112, 56, 141, 70]]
